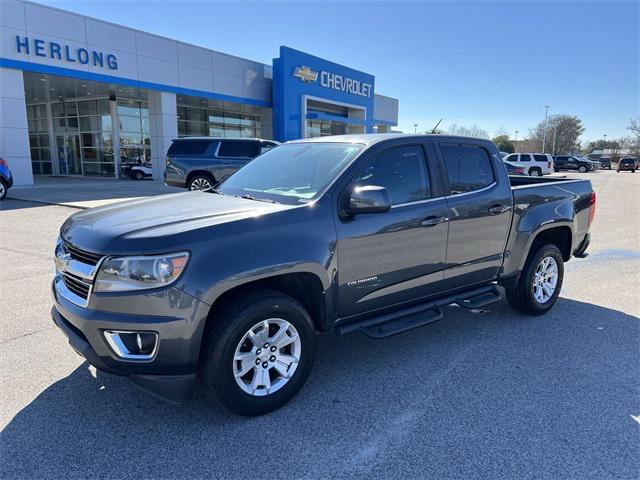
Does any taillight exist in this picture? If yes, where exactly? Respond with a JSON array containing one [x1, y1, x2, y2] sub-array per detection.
[[516, 167, 524, 174], [588, 191, 596, 225], [548, 161, 552, 169], [0, 157, 7, 167]]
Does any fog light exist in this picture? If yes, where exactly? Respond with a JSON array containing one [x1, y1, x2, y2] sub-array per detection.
[[104, 330, 158, 360]]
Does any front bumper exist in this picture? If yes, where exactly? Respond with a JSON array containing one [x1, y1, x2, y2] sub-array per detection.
[[51, 280, 210, 402]]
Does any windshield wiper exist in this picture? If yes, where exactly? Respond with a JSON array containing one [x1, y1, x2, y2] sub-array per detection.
[[236, 194, 278, 204]]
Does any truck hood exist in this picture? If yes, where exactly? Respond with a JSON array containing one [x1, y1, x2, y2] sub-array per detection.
[[60, 191, 294, 254]]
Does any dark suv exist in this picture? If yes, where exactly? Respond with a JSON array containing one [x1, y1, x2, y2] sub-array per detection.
[[164, 137, 279, 190], [553, 155, 592, 173], [617, 157, 637, 173]]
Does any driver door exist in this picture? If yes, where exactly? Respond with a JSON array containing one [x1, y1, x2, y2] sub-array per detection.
[[335, 141, 449, 318]]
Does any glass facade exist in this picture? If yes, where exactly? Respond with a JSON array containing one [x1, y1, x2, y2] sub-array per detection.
[[117, 98, 150, 172], [177, 100, 261, 138], [305, 120, 364, 138], [26, 104, 52, 174]]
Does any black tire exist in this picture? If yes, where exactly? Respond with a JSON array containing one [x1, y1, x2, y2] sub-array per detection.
[[0, 179, 7, 200], [188, 174, 215, 191], [199, 289, 316, 416], [578, 165, 587, 173], [529, 168, 542, 177], [134, 170, 144, 180], [505, 243, 564, 316]]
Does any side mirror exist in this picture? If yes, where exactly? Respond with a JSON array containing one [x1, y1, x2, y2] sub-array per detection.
[[342, 185, 391, 216]]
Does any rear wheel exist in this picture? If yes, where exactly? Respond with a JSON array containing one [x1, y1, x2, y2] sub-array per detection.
[[199, 289, 316, 416], [188, 174, 215, 191], [505, 243, 564, 315], [0, 179, 6, 200], [529, 168, 542, 177]]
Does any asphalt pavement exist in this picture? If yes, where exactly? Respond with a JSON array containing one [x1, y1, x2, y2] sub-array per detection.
[[0, 170, 638, 479]]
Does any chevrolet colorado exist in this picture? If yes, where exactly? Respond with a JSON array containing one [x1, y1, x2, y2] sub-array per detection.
[[52, 134, 595, 415]]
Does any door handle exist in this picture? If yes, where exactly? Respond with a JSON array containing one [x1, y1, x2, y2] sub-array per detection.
[[488, 204, 512, 215], [420, 215, 447, 227]]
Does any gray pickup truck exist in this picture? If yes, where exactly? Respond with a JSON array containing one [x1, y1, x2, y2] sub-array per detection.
[[52, 134, 595, 415]]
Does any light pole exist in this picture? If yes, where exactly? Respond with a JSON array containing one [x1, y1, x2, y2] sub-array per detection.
[[552, 127, 557, 155], [542, 105, 550, 153], [603, 134, 607, 154], [514, 130, 518, 153], [414, 124, 418, 134]]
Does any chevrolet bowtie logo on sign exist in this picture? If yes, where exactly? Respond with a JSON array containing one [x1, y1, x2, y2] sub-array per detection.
[[293, 66, 318, 83]]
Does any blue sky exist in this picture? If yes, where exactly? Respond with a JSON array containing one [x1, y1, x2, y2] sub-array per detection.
[[39, 0, 639, 143]]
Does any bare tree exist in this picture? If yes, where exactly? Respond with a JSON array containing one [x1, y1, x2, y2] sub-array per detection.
[[447, 123, 490, 139]]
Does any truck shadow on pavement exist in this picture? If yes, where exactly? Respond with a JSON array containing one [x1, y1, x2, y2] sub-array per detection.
[[1, 297, 638, 479]]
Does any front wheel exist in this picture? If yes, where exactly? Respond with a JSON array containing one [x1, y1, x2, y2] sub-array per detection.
[[199, 290, 316, 416], [0, 179, 7, 200], [578, 165, 588, 173], [505, 243, 564, 315]]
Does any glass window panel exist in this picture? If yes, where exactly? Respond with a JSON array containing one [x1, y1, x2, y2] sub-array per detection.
[[97, 99, 111, 115], [117, 101, 141, 117], [120, 132, 143, 145], [66, 117, 79, 132], [100, 115, 112, 131], [178, 121, 187, 136], [79, 116, 101, 132], [51, 103, 64, 117], [78, 100, 97, 115], [26, 105, 36, 119], [119, 116, 141, 133], [81, 133, 101, 148], [29, 134, 49, 148], [141, 117, 150, 134], [208, 110, 224, 123], [208, 125, 224, 137], [140, 105, 149, 118], [53, 118, 66, 132], [223, 113, 242, 126], [186, 108, 206, 122], [120, 148, 146, 163], [64, 102, 78, 117], [177, 107, 187, 120], [82, 162, 115, 177], [101, 132, 113, 148], [186, 122, 207, 136]]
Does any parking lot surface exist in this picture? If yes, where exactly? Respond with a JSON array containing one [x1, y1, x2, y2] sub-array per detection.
[[1, 170, 638, 479]]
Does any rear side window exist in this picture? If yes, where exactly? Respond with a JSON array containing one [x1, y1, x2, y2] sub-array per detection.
[[218, 141, 260, 158], [504, 154, 517, 163], [440, 144, 495, 195], [352, 145, 431, 205], [260, 142, 278, 155], [167, 140, 212, 155], [519, 154, 531, 162], [533, 154, 548, 162]]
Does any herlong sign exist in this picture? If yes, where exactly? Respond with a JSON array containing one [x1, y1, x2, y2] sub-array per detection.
[[15, 36, 118, 70]]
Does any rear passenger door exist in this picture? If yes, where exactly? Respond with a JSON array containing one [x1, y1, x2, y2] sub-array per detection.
[[435, 141, 513, 288]]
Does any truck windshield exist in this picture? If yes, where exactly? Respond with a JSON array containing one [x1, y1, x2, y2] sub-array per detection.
[[219, 142, 363, 204]]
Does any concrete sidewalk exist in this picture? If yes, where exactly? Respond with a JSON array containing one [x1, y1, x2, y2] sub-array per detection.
[[6, 176, 183, 209]]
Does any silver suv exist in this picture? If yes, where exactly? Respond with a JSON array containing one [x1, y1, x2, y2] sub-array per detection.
[[164, 137, 279, 190]]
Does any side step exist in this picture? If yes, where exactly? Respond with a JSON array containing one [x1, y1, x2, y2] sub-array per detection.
[[337, 285, 501, 339]]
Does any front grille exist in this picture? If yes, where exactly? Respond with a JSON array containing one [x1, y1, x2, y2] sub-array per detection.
[[62, 273, 91, 300], [64, 241, 103, 266]]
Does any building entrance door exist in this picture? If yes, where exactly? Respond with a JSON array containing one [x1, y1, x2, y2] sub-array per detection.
[[56, 135, 83, 176]]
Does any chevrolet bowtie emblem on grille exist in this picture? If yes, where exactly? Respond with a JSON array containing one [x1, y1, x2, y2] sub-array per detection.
[[55, 250, 71, 273], [293, 65, 318, 83]]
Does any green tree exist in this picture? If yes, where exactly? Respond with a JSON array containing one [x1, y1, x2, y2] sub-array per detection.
[[492, 135, 515, 153], [528, 114, 585, 154]]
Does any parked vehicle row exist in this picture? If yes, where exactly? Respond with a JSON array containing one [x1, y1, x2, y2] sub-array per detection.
[[52, 133, 595, 415]]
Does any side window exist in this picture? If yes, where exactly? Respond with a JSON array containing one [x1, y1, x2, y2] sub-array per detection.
[[440, 144, 496, 195], [260, 142, 277, 155], [352, 145, 431, 205], [519, 154, 531, 162], [533, 154, 548, 162], [167, 140, 212, 156], [218, 141, 260, 158], [505, 154, 517, 163]]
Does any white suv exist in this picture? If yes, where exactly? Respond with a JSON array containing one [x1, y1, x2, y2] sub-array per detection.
[[503, 153, 554, 176]]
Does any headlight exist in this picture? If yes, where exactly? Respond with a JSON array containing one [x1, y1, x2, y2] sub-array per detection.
[[94, 252, 189, 292]]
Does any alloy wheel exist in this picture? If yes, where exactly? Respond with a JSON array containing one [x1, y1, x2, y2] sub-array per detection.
[[530, 169, 541, 176], [190, 177, 212, 191], [533, 256, 558, 304], [233, 318, 301, 396], [0, 182, 5, 199]]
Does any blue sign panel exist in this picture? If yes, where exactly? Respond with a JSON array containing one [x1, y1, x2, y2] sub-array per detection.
[[15, 36, 118, 70], [272, 46, 375, 141]]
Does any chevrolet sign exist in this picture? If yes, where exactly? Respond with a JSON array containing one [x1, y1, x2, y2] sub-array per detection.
[[293, 65, 372, 98]]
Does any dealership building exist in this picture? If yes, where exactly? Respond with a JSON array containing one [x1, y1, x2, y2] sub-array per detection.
[[0, 0, 399, 186]]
